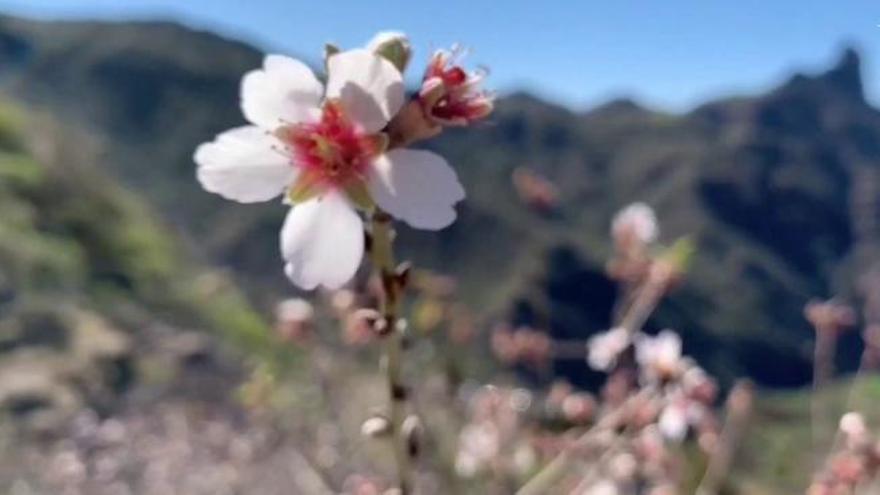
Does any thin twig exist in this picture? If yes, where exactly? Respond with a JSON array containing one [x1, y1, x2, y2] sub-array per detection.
[[371, 209, 414, 494], [811, 329, 836, 464], [696, 381, 753, 495], [515, 389, 655, 495]]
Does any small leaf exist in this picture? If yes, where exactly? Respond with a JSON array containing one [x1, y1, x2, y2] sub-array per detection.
[[660, 237, 696, 273]]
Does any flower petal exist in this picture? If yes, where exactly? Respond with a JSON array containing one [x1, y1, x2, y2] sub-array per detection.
[[368, 149, 465, 230], [326, 49, 405, 133], [195, 126, 294, 203], [241, 55, 323, 129], [281, 193, 364, 290]]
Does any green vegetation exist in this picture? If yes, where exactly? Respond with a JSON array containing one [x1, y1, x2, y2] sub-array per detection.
[[0, 99, 283, 423], [732, 377, 880, 493]]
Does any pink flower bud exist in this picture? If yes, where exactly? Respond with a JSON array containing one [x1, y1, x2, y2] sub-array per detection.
[[419, 46, 493, 126]]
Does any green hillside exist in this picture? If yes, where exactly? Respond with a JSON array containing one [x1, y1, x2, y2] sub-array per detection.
[[0, 101, 275, 429]]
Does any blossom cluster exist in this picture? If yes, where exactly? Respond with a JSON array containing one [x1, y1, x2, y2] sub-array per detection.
[[809, 412, 880, 495], [463, 204, 726, 493]]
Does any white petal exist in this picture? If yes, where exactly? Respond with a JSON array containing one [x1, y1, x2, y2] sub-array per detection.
[[280, 193, 364, 290], [369, 149, 465, 230], [326, 49, 405, 133], [195, 126, 294, 203], [659, 406, 688, 442], [241, 54, 323, 129]]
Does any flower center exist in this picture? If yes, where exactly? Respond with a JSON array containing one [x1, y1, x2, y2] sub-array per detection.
[[276, 100, 384, 188]]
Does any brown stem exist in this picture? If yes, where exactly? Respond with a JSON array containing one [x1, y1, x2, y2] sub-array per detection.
[[812, 328, 837, 460], [371, 209, 413, 494], [696, 381, 753, 495]]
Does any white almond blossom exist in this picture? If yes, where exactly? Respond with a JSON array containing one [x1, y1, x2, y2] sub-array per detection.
[[612, 202, 658, 246], [635, 329, 683, 382], [587, 327, 630, 371], [657, 400, 689, 442], [194, 44, 464, 290]]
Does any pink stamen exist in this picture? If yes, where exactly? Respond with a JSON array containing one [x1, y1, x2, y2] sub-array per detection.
[[276, 101, 382, 189]]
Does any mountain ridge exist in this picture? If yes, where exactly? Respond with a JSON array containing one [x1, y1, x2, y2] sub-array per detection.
[[0, 13, 876, 387]]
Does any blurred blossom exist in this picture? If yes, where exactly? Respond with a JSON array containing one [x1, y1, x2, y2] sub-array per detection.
[[512, 167, 559, 212], [840, 412, 867, 444], [455, 386, 528, 479], [609, 452, 638, 480], [612, 203, 658, 248], [805, 299, 857, 334], [657, 401, 688, 442], [491, 324, 552, 368], [342, 474, 387, 495], [329, 288, 357, 313], [344, 308, 381, 345], [681, 366, 718, 405], [810, 410, 880, 493], [635, 330, 683, 382], [587, 327, 630, 371], [274, 298, 315, 343], [589, 479, 620, 495], [547, 380, 574, 407], [561, 393, 596, 425], [456, 423, 500, 477], [360, 416, 391, 438]]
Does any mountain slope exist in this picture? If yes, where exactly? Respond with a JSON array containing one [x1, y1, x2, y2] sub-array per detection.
[[0, 14, 877, 386], [0, 98, 274, 429]]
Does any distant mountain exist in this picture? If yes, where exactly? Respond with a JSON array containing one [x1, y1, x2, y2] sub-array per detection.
[[0, 14, 877, 387]]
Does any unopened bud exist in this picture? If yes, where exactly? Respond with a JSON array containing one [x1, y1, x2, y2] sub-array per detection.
[[839, 412, 868, 445], [395, 261, 412, 288], [561, 393, 596, 425], [275, 298, 315, 343], [402, 415, 423, 458], [418, 47, 494, 127], [367, 31, 412, 72], [344, 308, 382, 345], [612, 202, 658, 248], [361, 415, 391, 438]]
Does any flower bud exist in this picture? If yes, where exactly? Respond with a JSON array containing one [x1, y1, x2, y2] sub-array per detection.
[[275, 298, 315, 343], [361, 415, 391, 438], [367, 31, 412, 72], [402, 415, 423, 458], [344, 308, 382, 345], [418, 46, 493, 127], [612, 202, 658, 248], [561, 393, 596, 425]]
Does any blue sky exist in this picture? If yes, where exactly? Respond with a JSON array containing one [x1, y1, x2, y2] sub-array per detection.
[[0, 1, 878, 111]]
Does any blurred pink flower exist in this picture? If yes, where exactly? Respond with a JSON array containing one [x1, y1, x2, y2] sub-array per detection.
[[587, 327, 630, 371], [635, 330, 683, 382], [612, 202, 658, 247]]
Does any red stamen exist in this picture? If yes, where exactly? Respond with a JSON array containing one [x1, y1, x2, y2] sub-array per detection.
[[276, 101, 382, 189]]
